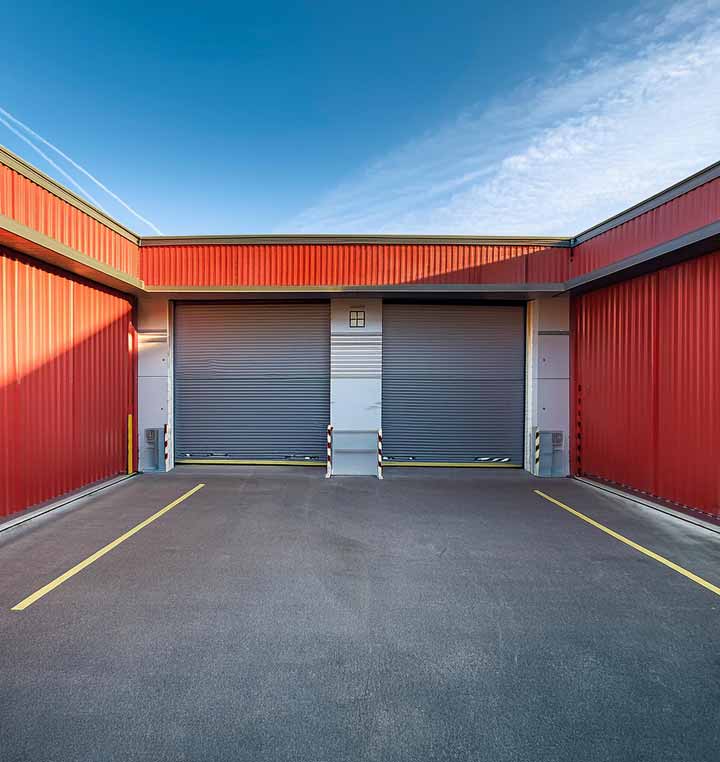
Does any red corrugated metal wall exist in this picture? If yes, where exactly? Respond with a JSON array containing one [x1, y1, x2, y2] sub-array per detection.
[[141, 242, 569, 287], [0, 246, 136, 518], [571, 176, 720, 277], [0, 163, 140, 278], [572, 249, 720, 517]]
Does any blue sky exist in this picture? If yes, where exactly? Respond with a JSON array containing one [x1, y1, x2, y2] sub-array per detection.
[[1, 0, 718, 235]]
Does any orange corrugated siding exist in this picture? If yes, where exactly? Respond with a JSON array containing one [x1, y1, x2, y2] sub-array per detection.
[[0, 246, 136, 518], [571, 176, 720, 277], [0, 163, 140, 278], [572, 249, 720, 517], [141, 242, 568, 286]]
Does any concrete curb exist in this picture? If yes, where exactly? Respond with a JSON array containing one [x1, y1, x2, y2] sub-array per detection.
[[574, 477, 720, 536], [0, 474, 138, 534]]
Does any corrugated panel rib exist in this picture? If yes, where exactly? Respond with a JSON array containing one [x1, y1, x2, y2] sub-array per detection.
[[572, 249, 720, 516], [573, 276, 658, 492], [0, 164, 140, 278], [572, 176, 720, 277], [141, 243, 568, 287], [0, 246, 135, 518]]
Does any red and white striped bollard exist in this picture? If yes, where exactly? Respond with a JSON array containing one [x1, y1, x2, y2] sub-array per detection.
[[377, 428, 383, 480], [326, 425, 333, 478]]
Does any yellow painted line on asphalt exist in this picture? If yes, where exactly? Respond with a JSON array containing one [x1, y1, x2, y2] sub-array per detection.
[[11, 483, 205, 611], [534, 489, 720, 597], [384, 462, 521, 468], [175, 459, 325, 466]]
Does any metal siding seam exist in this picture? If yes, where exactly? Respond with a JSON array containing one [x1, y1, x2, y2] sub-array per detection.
[[188, 245, 194, 286], [572, 177, 720, 277], [0, 257, 9, 509], [0, 246, 133, 517], [572, 251, 720, 516], [1, 164, 141, 278], [248, 244, 256, 285], [570, 295, 580, 475], [655, 254, 720, 513], [138, 240, 574, 287], [417, 243, 425, 283]]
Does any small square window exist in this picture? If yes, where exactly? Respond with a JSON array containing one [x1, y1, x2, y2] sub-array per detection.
[[349, 309, 366, 328]]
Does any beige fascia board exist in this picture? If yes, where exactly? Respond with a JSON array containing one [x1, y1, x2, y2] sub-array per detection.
[[144, 284, 350, 293], [0, 214, 145, 295], [144, 283, 565, 292], [143, 283, 565, 299], [140, 233, 572, 247]]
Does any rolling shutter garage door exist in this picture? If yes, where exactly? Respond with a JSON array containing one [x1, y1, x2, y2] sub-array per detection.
[[382, 303, 525, 465], [174, 302, 330, 462]]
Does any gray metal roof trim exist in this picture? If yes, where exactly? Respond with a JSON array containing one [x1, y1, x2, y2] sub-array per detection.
[[145, 282, 565, 293], [565, 219, 720, 294], [0, 144, 140, 244], [139, 234, 572, 247], [4, 141, 719, 267], [573, 159, 720, 246], [0, 213, 145, 295]]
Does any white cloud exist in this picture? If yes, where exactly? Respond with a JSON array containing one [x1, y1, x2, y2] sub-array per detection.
[[288, 0, 720, 235]]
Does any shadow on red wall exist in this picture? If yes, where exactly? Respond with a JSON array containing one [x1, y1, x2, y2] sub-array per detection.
[[0, 247, 136, 519], [140, 243, 571, 287]]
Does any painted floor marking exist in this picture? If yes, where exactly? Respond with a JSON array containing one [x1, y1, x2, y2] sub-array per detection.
[[534, 489, 720, 597], [11, 483, 206, 611]]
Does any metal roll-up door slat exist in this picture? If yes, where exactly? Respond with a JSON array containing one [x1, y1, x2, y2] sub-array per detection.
[[382, 303, 525, 465], [174, 302, 330, 462]]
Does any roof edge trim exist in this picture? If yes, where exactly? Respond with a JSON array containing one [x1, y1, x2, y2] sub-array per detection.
[[566, 219, 720, 293], [0, 213, 144, 294], [144, 282, 564, 294], [140, 233, 571, 247], [2, 142, 718, 255]]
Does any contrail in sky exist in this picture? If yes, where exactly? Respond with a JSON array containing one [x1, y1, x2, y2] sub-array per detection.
[[0, 116, 105, 209], [0, 106, 162, 234]]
